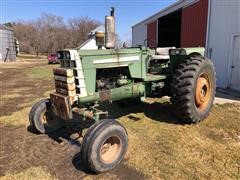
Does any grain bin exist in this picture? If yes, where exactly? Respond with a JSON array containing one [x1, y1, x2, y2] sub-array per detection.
[[0, 25, 16, 62]]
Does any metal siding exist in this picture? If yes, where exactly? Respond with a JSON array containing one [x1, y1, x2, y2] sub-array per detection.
[[181, 0, 208, 47], [132, 23, 147, 46], [207, 0, 240, 89], [0, 28, 16, 61], [131, 0, 200, 47], [132, 0, 197, 28], [147, 21, 157, 47]]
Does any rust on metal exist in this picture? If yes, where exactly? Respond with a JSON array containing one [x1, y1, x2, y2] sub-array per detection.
[[100, 136, 122, 164], [73, 108, 94, 119], [53, 68, 73, 77], [79, 109, 94, 119], [50, 93, 72, 120], [54, 75, 75, 84], [56, 87, 76, 97], [195, 73, 211, 111], [83, 111, 94, 119], [99, 90, 111, 101], [55, 80, 76, 91]]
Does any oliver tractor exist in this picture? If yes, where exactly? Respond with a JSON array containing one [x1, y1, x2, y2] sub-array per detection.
[[29, 8, 216, 173]]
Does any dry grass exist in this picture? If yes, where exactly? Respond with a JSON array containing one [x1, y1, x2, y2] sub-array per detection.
[[0, 54, 46, 68], [18, 53, 47, 59], [1, 102, 239, 179], [120, 103, 240, 179], [1, 55, 240, 179], [0, 89, 52, 126], [24, 66, 54, 79], [0, 90, 52, 126], [0, 107, 31, 126], [1, 167, 54, 180]]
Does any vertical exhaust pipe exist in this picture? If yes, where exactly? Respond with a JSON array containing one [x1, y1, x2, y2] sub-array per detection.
[[105, 7, 116, 49]]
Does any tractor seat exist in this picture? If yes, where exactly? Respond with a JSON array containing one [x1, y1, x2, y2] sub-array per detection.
[[152, 47, 176, 60]]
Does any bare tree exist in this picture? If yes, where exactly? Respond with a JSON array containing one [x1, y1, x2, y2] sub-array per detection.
[[68, 16, 101, 47], [12, 13, 101, 55]]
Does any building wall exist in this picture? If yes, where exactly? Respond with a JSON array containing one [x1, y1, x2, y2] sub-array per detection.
[[131, 0, 239, 91], [147, 21, 157, 47], [207, 0, 240, 90], [78, 38, 106, 50], [79, 38, 98, 50], [132, 23, 147, 47], [131, 0, 198, 47], [181, 0, 208, 47]]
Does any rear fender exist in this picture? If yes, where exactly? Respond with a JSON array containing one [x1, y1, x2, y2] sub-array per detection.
[[169, 47, 205, 74]]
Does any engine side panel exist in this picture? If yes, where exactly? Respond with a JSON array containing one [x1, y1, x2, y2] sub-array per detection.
[[79, 48, 150, 95]]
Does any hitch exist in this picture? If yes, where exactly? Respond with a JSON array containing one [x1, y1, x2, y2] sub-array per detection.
[[74, 102, 108, 122]]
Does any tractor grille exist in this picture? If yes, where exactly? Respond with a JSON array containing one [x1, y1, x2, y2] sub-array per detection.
[[53, 68, 76, 103], [58, 55, 85, 96]]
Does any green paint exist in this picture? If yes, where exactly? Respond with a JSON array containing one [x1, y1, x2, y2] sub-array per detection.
[[79, 48, 148, 95], [185, 47, 205, 56], [78, 83, 145, 105], [169, 47, 206, 73], [55, 46, 208, 122], [58, 47, 206, 103]]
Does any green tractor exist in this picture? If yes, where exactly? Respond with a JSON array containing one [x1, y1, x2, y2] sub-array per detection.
[[29, 8, 216, 173]]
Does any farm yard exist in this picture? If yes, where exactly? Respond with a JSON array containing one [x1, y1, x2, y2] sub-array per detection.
[[0, 55, 239, 179]]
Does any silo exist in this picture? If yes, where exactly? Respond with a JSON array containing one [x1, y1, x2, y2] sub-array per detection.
[[0, 25, 16, 62]]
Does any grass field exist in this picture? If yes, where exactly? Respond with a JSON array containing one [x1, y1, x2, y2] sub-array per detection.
[[0, 54, 239, 179]]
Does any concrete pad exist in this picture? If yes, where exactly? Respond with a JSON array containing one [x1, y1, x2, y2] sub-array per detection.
[[214, 88, 240, 104], [214, 96, 240, 104]]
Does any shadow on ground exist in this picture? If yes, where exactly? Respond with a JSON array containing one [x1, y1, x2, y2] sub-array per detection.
[[22, 100, 179, 179], [103, 100, 183, 125]]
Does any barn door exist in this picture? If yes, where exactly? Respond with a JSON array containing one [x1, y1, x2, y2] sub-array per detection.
[[229, 34, 240, 91], [147, 21, 157, 48]]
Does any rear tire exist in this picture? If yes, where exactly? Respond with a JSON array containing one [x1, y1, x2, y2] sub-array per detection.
[[171, 57, 216, 123], [29, 99, 64, 134], [81, 119, 128, 173]]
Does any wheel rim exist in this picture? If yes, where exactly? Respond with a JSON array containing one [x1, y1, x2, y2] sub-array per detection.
[[100, 136, 122, 164], [40, 108, 59, 129], [195, 73, 212, 111]]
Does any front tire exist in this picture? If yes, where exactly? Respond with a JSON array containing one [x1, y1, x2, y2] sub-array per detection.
[[81, 119, 128, 173], [29, 99, 64, 134], [171, 57, 216, 123]]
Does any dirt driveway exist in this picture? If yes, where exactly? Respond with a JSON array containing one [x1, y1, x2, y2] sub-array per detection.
[[0, 56, 143, 180], [0, 55, 240, 179]]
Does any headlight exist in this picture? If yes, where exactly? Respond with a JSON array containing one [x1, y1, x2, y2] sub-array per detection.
[[57, 52, 61, 59], [57, 51, 71, 59], [66, 52, 71, 59]]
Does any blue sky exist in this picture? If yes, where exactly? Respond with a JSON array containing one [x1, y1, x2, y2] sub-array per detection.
[[1, 0, 176, 41]]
